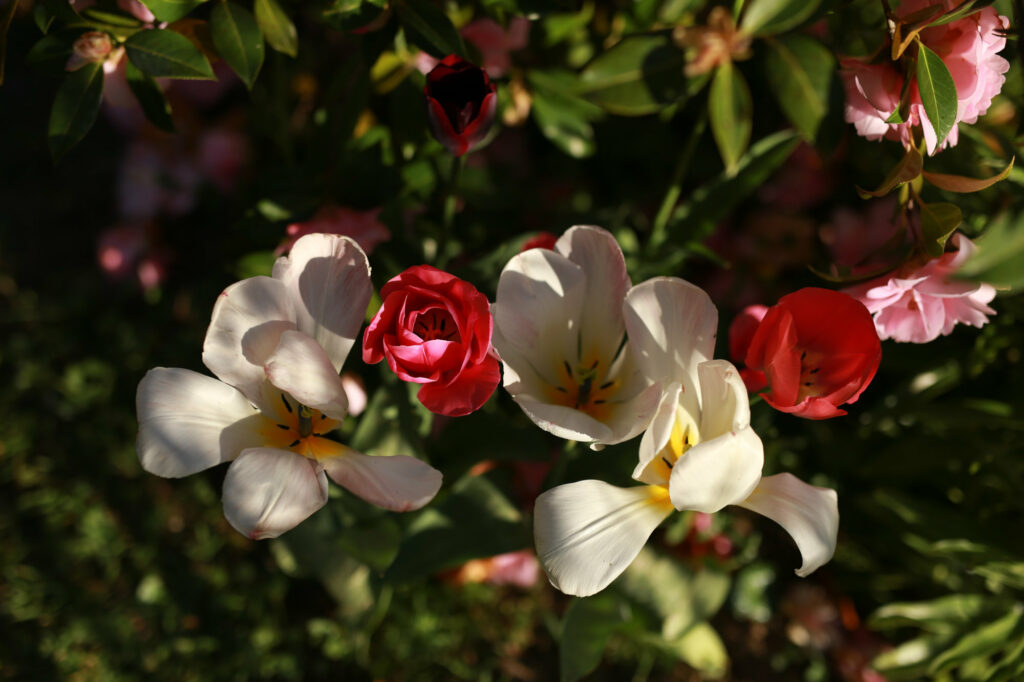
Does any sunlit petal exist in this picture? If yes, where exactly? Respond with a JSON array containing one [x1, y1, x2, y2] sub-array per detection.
[[264, 330, 348, 421], [668, 426, 764, 513], [320, 442, 442, 512]]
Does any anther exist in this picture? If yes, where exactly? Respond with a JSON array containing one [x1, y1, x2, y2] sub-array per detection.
[[281, 395, 293, 413], [276, 424, 290, 430]]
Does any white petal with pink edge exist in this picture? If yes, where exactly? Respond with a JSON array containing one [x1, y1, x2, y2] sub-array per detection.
[[533, 480, 674, 597], [272, 234, 373, 372], [222, 447, 329, 539], [264, 330, 349, 421], [202, 275, 296, 408], [136, 367, 263, 478], [320, 444, 442, 512], [737, 473, 839, 577]]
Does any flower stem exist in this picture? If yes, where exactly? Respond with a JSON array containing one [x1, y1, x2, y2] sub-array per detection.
[[648, 109, 707, 253], [437, 155, 464, 268]]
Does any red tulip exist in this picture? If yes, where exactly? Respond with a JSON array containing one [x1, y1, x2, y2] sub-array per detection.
[[728, 304, 769, 393], [424, 55, 497, 157], [745, 288, 881, 419]]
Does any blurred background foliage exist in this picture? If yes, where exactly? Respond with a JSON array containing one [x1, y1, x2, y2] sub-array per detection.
[[2, 0, 1024, 679]]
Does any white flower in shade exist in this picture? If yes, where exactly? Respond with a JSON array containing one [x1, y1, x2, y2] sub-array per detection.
[[534, 278, 839, 597], [136, 234, 443, 539], [491, 225, 663, 447]]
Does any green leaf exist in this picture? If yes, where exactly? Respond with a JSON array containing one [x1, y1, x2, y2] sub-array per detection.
[[0, 0, 19, 85], [210, 1, 265, 90], [708, 61, 752, 175], [857, 144, 923, 198], [125, 60, 175, 132], [125, 28, 215, 80], [972, 562, 1024, 590], [916, 40, 958, 151], [919, 201, 962, 257], [395, 0, 465, 59], [740, 0, 821, 36], [576, 34, 688, 116], [48, 62, 104, 161], [322, 0, 389, 33], [384, 474, 529, 582], [927, 0, 998, 27], [957, 212, 1024, 291], [929, 605, 1024, 675], [560, 593, 637, 682], [871, 594, 1001, 631], [82, 8, 143, 27], [26, 32, 77, 64], [764, 35, 833, 141], [667, 622, 729, 677], [923, 157, 1014, 193], [140, 0, 207, 23], [529, 70, 602, 158], [255, 0, 297, 58]]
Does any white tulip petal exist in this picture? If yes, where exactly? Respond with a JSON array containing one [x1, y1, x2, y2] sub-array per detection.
[[136, 368, 263, 478], [510, 395, 615, 443], [668, 426, 764, 513], [272, 234, 372, 372], [737, 473, 839, 577], [555, 226, 631, 366], [696, 360, 751, 439], [222, 447, 328, 539], [321, 446, 442, 512], [534, 481, 674, 597], [634, 382, 683, 485], [264, 330, 348, 421], [624, 277, 718, 420], [203, 276, 296, 407], [492, 246, 584, 382]]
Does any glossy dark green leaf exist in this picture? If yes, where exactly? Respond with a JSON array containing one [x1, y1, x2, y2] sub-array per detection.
[[927, 0, 998, 27], [140, 0, 207, 23], [919, 201, 962, 257], [48, 62, 104, 161], [916, 41, 958, 151], [764, 35, 833, 140], [740, 0, 821, 36], [210, 1, 265, 90], [384, 474, 529, 582], [923, 157, 1014, 193], [255, 0, 297, 57], [82, 8, 143, 27], [0, 0, 19, 85], [322, 0, 389, 33], [576, 34, 687, 116], [708, 61, 752, 175], [26, 31, 77, 64], [125, 28, 215, 80], [125, 60, 175, 132], [395, 0, 464, 59], [561, 593, 637, 682], [857, 145, 923, 198]]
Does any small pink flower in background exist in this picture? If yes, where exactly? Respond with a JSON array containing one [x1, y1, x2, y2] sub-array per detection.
[[340, 373, 368, 417], [117, 141, 201, 221], [821, 198, 904, 270], [840, 1, 1009, 154], [197, 129, 249, 194], [98, 224, 148, 279], [844, 233, 996, 343], [117, 0, 155, 23], [728, 304, 769, 393], [519, 232, 557, 252], [451, 550, 540, 588], [137, 254, 169, 292], [277, 205, 390, 256], [417, 18, 530, 78]]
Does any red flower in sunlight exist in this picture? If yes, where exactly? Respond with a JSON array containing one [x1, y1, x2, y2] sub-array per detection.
[[745, 288, 881, 419], [519, 232, 558, 252], [424, 55, 497, 156], [363, 265, 501, 417], [728, 304, 769, 393]]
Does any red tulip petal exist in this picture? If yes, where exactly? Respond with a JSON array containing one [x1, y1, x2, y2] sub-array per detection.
[[417, 355, 501, 417]]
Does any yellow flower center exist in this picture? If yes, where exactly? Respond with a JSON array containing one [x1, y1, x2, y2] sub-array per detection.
[[548, 356, 619, 421], [651, 407, 700, 484], [258, 393, 343, 460]]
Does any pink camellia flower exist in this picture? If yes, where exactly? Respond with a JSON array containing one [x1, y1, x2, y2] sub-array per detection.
[[277, 205, 390, 256], [840, 1, 1010, 154], [728, 304, 769, 393], [460, 17, 529, 78], [843, 233, 996, 343], [745, 288, 882, 419], [66, 32, 124, 72], [363, 265, 501, 417]]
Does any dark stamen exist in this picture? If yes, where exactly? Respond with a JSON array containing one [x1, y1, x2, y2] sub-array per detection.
[[801, 350, 807, 360], [563, 360, 573, 377], [803, 382, 813, 387], [288, 439, 300, 447], [809, 368, 820, 374], [554, 386, 567, 393], [589, 359, 599, 370], [662, 456, 674, 470], [594, 399, 606, 405], [281, 394, 293, 413], [276, 424, 290, 430], [599, 380, 614, 389]]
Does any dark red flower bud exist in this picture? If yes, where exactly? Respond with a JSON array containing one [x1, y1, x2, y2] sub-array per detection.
[[745, 288, 881, 420], [424, 55, 498, 157]]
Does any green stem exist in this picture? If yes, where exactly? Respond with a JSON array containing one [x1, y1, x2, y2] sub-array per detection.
[[649, 109, 707, 253], [437, 155, 464, 268]]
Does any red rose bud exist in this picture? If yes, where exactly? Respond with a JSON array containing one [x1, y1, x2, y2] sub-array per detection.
[[744, 288, 881, 420], [728, 304, 769, 393], [424, 55, 497, 157], [363, 265, 501, 417]]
